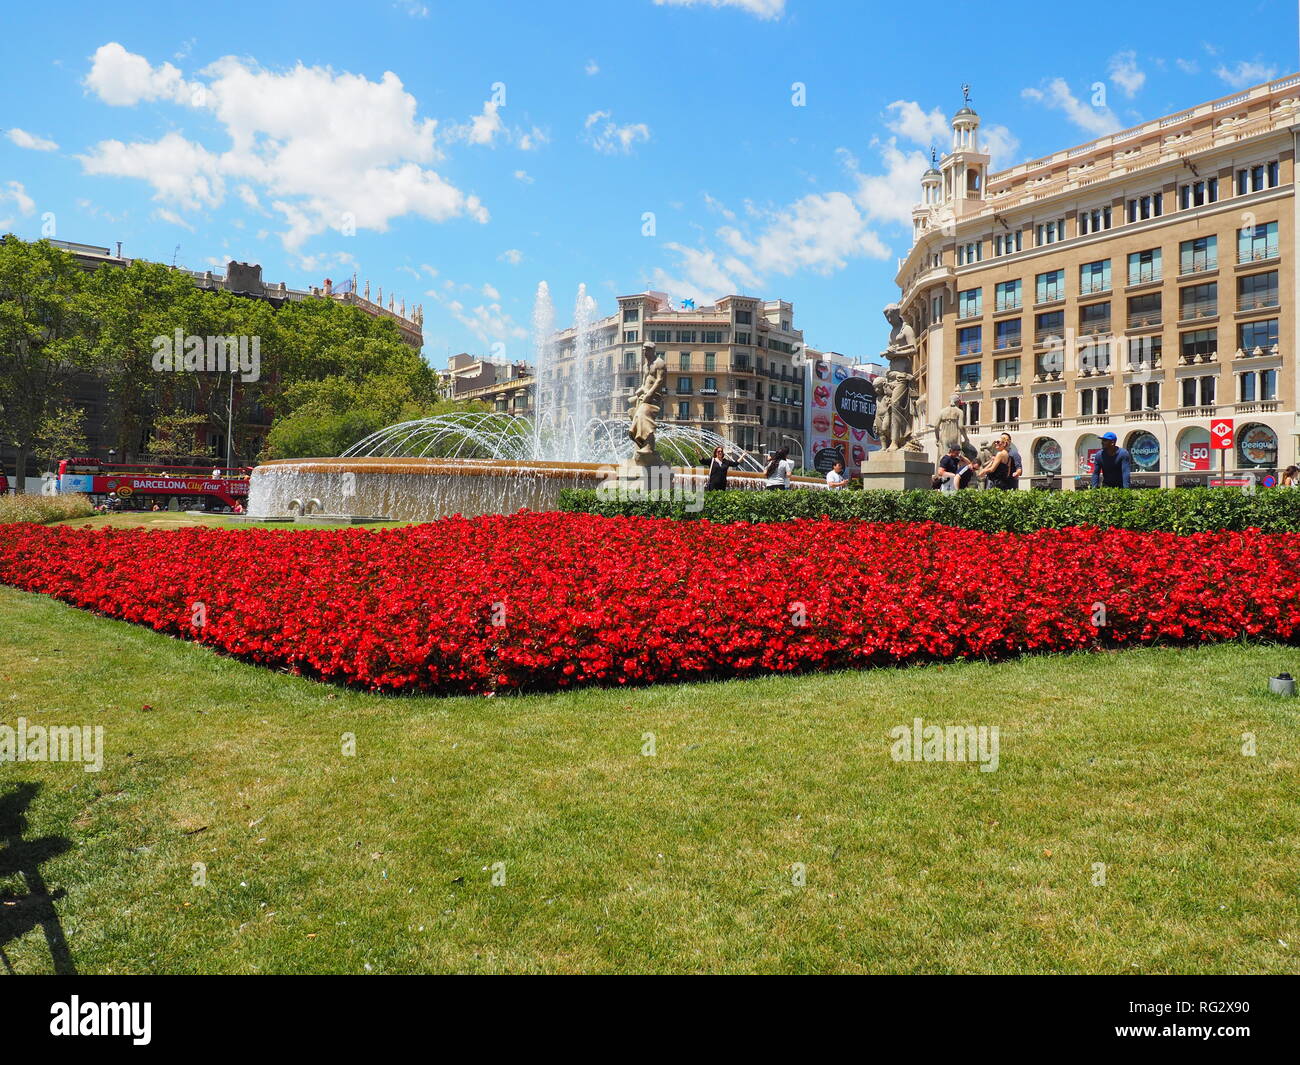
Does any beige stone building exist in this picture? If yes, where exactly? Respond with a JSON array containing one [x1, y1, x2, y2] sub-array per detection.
[[896, 75, 1300, 485], [438, 352, 535, 414], [549, 291, 807, 459]]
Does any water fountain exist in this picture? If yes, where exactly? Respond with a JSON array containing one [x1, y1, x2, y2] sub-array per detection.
[[247, 283, 819, 523]]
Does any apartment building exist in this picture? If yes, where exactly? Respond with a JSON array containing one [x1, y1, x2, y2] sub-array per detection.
[[896, 76, 1300, 486], [550, 291, 807, 458], [439, 352, 535, 414]]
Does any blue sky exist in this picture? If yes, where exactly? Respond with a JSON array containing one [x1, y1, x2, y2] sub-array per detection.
[[1, 0, 1297, 366]]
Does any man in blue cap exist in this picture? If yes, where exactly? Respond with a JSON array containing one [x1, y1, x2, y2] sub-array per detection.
[[1090, 431, 1132, 488]]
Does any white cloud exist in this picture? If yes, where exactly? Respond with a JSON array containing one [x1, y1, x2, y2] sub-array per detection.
[[514, 169, 534, 183], [842, 142, 927, 228], [446, 99, 505, 146], [153, 207, 195, 231], [884, 100, 950, 150], [482, 282, 500, 299], [0, 180, 36, 217], [583, 110, 650, 154], [1175, 58, 1200, 75], [499, 248, 523, 265], [7, 128, 59, 152], [76, 46, 488, 256], [1108, 50, 1146, 98], [517, 127, 548, 151], [653, 0, 785, 19], [702, 192, 736, 220], [979, 124, 1020, 170], [430, 288, 526, 347], [1214, 60, 1278, 89], [84, 42, 195, 106], [585, 59, 600, 76], [1021, 79, 1120, 136]]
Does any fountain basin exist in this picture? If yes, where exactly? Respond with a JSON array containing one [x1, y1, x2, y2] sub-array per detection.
[[247, 456, 825, 523]]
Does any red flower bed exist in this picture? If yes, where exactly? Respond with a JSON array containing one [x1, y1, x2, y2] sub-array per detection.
[[1, 513, 1298, 695]]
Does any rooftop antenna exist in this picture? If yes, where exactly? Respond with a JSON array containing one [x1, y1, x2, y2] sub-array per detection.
[[171, 244, 180, 268], [115, 241, 122, 258]]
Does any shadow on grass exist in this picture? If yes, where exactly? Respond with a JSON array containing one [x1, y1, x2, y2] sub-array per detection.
[[0, 782, 76, 975]]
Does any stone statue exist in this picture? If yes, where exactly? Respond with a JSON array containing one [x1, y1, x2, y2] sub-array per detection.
[[876, 303, 922, 452], [628, 341, 667, 463], [934, 394, 974, 458]]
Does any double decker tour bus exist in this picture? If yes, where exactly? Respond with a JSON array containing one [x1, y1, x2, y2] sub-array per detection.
[[55, 458, 252, 512]]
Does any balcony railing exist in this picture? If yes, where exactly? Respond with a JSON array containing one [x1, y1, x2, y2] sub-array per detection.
[[1079, 280, 1111, 296], [1178, 350, 1217, 364], [1179, 256, 1216, 276], [1238, 245, 1279, 264], [1237, 293, 1280, 312], [1034, 329, 1064, 346], [1235, 345, 1279, 358], [1178, 303, 1218, 322], [1127, 269, 1161, 286], [994, 300, 1022, 312], [1127, 311, 1162, 329], [994, 334, 1022, 350]]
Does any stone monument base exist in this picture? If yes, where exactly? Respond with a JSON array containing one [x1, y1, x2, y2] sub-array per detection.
[[859, 450, 934, 492], [613, 454, 675, 494]]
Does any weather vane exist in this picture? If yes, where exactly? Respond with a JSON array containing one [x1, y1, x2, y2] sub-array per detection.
[[930, 145, 937, 164], [961, 83, 971, 105]]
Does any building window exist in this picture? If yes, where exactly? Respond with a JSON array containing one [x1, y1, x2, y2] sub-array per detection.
[[736, 331, 751, 345], [1035, 310, 1065, 345], [1128, 335, 1162, 367], [994, 279, 1022, 311], [930, 293, 944, 320], [1129, 381, 1161, 411], [1034, 391, 1064, 419], [994, 319, 1022, 350], [957, 241, 983, 265], [1179, 282, 1217, 321], [623, 308, 640, 322], [1035, 269, 1065, 304], [1035, 218, 1067, 246], [1179, 236, 1216, 275], [623, 351, 637, 369], [678, 353, 691, 371], [965, 400, 981, 426], [957, 362, 982, 388], [1127, 293, 1161, 329], [1238, 221, 1278, 263], [1079, 387, 1110, 416], [1079, 259, 1111, 295], [1180, 329, 1217, 359], [1236, 161, 1280, 195], [958, 287, 982, 318], [994, 231, 1023, 256], [735, 310, 753, 325], [676, 401, 690, 419], [1079, 338, 1112, 374], [676, 377, 692, 394], [1238, 271, 1279, 313], [958, 325, 982, 356], [994, 396, 1020, 423], [1079, 206, 1112, 235], [1127, 248, 1161, 285], [1079, 302, 1111, 335], [994, 356, 1021, 383], [1239, 318, 1279, 353], [649, 329, 672, 343], [623, 330, 638, 343], [1126, 192, 1163, 222], [675, 330, 697, 343], [1178, 178, 1219, 209], [701, 330, 726, 344], [702, 401, 715, 420]]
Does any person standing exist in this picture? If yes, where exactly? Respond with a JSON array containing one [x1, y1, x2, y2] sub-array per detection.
[[998, 433, 1024, 490], [979, 438, 1015, 490], [705, 446, 741, 491], [763, 447, 794, 490], [1090, 431, 1132, 488], [826, 459, 849, 490]]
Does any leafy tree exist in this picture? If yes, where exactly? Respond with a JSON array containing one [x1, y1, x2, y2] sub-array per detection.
[[145, 411, 216, 463], [0, 236, 96, 491], [32, 405, 88, 473]]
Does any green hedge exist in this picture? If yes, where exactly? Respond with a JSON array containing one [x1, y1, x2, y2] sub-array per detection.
[[556, 486, 1300, 534]]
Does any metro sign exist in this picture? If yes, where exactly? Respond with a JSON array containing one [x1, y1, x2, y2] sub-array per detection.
[[1210, 419, 1234, 450]]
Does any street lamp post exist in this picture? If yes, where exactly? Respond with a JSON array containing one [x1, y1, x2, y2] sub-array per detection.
[[781, 434, 804, 471]]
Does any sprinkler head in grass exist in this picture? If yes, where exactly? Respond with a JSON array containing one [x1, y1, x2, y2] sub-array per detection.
[[1268, 672, 1296, 696]]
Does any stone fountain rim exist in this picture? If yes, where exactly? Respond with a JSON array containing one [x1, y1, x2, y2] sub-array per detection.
[[253, 456, 825, 484]]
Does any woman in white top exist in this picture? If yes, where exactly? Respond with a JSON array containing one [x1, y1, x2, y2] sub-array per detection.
[[763, 447, 794, 490]]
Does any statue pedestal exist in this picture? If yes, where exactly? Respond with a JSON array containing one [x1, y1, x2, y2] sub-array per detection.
[[614, 454, 674, 494], [859, 450, 933, 492]]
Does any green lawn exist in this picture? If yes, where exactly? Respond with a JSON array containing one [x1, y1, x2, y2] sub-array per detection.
[[1, 582, 1298, 974]]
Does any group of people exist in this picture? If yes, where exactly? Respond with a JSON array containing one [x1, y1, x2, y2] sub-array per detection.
[[933, 432, 1024, 492], [706, 445, 802, 491]]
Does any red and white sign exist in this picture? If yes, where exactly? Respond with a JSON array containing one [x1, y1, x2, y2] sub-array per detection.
[[1210, 419, 1234, 450]]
